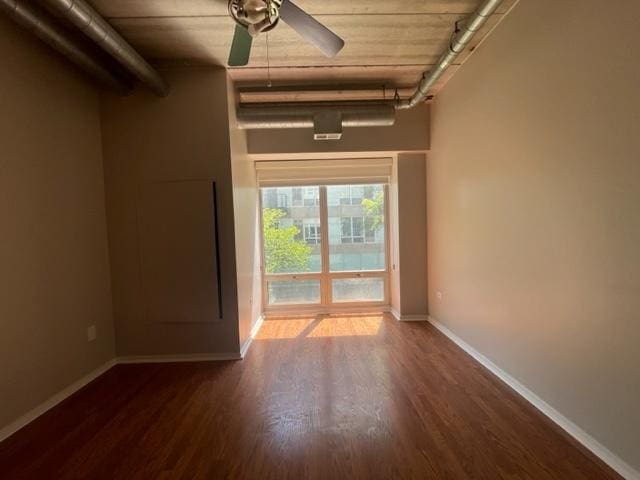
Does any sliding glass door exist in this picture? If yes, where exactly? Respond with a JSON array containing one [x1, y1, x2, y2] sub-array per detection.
[[261, 183, 389, 313]]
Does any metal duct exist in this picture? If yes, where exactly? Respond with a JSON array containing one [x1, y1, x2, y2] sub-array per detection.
[[237, 102, 396, 129], [0, 0, 130, 93], [396, 0, 504, 109], [42, 0, 169, 96]]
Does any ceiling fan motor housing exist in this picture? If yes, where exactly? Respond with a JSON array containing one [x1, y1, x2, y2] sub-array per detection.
[[227, 0, 345, 66], [229, 0, 282, 33]]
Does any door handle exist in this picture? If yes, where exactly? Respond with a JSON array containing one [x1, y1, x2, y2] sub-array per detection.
[[212, 181, 223, 319]]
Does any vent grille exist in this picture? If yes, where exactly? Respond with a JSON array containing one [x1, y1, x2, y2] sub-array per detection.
[[314, 133, 342, 140]]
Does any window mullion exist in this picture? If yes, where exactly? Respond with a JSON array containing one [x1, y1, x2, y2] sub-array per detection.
[[319, 186, 331, 306]]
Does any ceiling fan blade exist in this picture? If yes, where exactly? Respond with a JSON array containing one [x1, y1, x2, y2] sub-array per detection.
[[228, 24, 253, 66], [279, 0, 345, 58]]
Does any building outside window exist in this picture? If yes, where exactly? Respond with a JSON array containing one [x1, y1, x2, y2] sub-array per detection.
[[340, 216, 379, 244], [294, 218, 321, 244], [341, 217, 363, 243], [289, 187, 320, 207], [304, 220, 321, 244], [303, 187, 319, 206], [328, 185, 367, 206]]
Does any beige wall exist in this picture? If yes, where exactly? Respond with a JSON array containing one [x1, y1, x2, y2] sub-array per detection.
[[101, 67, 241, 356], [247, 104, 430, 155], [428, 0, 640, 473], [0, 17, 115, 429], [227, 79, 263, 349], [396, 153, 428, 317]]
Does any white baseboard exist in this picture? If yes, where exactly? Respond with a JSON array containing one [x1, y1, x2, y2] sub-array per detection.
[[0, 358, 117, 443], [240, 314, 264, 359], [0, 350, 244, 443], [427, 316, 640, 480], [390, 308, 429, 322], [0, 348, 248, 444], [117, 352, 241, 364]]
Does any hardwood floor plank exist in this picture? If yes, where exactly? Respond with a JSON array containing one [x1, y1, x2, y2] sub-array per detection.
[[0, 315, 621, 479]]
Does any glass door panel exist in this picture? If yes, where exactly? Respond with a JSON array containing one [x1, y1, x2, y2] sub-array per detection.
[[261, 186, 321, 275], [327, 184, 386, 272], [262, 186, 322, 308]]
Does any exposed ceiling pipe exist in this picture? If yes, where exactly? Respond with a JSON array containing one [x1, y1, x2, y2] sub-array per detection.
[[237, 102, 396, 139], [237, 102, 395, 129], [396, 0, 504, 109], [0, 0, 131, 93], [41, 0, 169, 97]]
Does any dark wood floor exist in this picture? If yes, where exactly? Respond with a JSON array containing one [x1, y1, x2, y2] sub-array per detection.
[[0, 315, 620, 479]]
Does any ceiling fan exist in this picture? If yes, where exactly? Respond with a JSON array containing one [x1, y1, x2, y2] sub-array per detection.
[[227, 0, 345, 67]]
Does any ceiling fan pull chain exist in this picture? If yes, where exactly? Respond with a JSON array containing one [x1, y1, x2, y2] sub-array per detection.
[[266, 31, 272, 87]]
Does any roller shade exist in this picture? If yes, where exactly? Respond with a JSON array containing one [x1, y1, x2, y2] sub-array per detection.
[[255, 158, 392, 186]]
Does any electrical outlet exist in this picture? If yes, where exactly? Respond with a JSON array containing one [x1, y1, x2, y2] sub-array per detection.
[[436, 291, 443, 300], [87, 325, 97, 342]]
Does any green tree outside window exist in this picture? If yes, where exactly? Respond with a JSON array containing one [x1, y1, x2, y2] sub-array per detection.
[[361, 190, 385, 233], [263, 208, 312, 274]]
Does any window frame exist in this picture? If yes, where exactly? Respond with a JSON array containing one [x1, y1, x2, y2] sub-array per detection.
[[259, 183, 390, 314]]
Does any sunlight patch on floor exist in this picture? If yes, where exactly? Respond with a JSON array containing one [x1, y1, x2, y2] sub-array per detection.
[[255, 318, 316, 340], [307, 316, 383, 337], [256, 315, 384, 340]]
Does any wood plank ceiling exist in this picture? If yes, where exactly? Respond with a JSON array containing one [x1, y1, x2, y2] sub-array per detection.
[[91, 0, 517, 102]]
